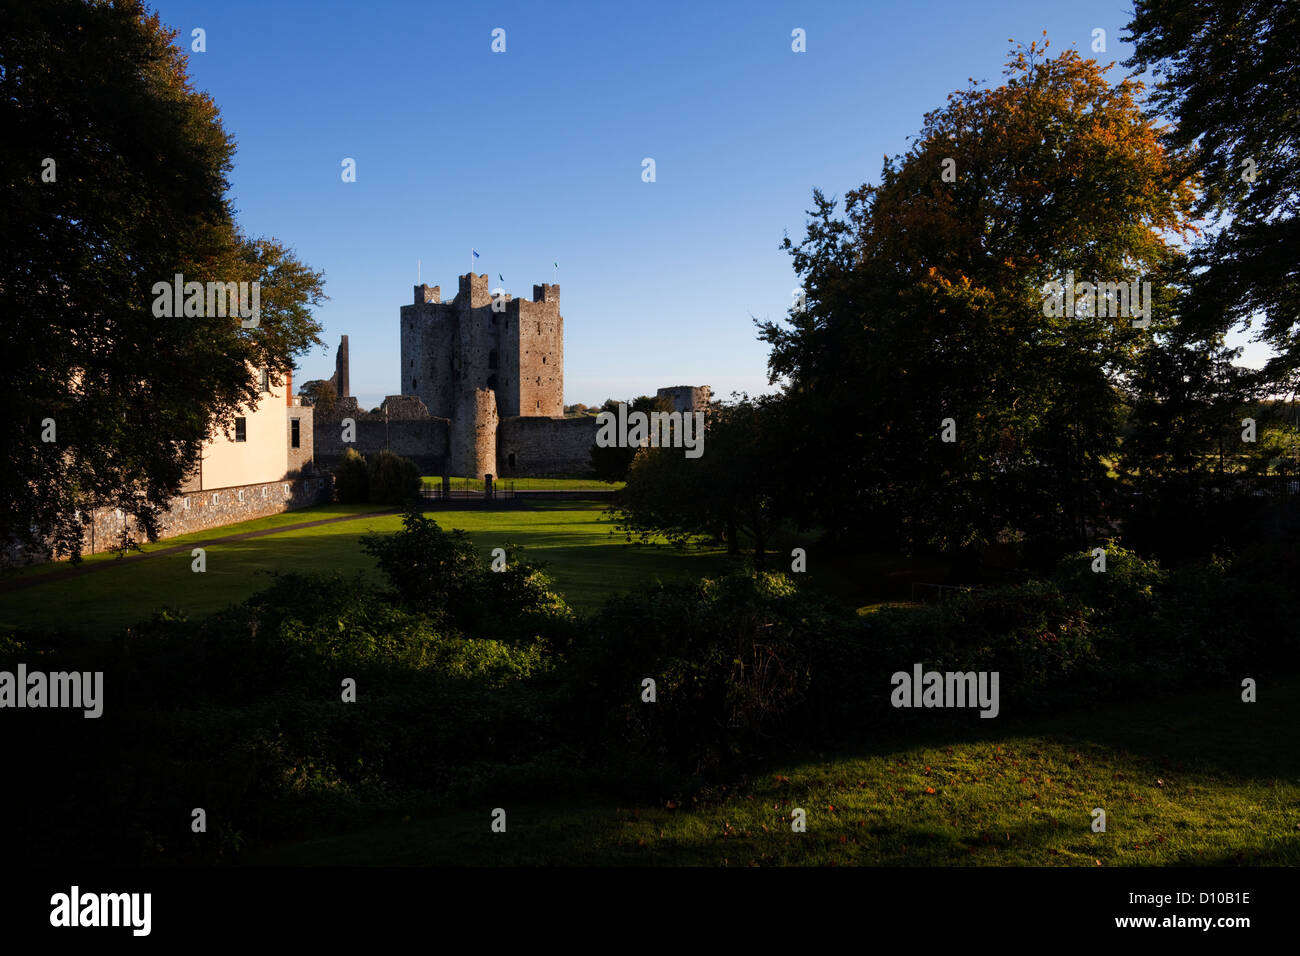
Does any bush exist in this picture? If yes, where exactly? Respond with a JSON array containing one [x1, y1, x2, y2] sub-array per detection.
[[333, 448, 369, 503], [1051, 541, 1165, 615], [368, 450, 422, 505], [568, 571, 837, 783], [360, 509, 573, 638], [361, 510, 484, 625]]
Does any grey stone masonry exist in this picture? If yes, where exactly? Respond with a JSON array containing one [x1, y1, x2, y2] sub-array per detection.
[[400, 274, 564, 476], [72, 475, 335, 558]]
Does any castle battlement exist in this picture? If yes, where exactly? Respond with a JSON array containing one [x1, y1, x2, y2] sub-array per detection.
[[322, 278, 707, 480], [457, 272, 492, 309], [400, 271, 565, 475]]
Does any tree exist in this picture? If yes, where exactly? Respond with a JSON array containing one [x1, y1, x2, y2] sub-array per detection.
[[612, 393, 791, 567], [589, 394, 674, 481], [367, 450, 421, 505], [298, 378, 338, 416], [0, 0, 325, 564], [1124, 1, 1300, 378], [333, 449, 369, 503], [758, 39, 1195, 558]]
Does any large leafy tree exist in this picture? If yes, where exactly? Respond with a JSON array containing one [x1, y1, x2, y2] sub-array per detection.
[[612, 393, 791, 567], [1124, 1, 1300, 380], [759, 40, 1195, 557], [589, 394, 673, 481], [0, 0, 325, 563]]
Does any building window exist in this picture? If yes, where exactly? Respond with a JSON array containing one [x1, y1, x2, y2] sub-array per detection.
[[508, 453, 516, 470], [235, 417, 247, 442], [487, 374, 498, 390], [291, 418, 300, 448], [259, 368, 270, 392], [412, 378, 418, 390], [488, 350, 498, 370], [536, 400, 540, 411]]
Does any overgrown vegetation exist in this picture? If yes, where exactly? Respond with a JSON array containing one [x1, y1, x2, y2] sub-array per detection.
[[3, 506, 1294, 866]]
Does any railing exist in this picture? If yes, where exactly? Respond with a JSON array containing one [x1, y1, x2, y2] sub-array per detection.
[[420, 479, 516, 500]]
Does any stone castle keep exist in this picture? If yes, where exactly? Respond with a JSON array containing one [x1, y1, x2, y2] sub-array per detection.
[[313, 273, 710, 478]]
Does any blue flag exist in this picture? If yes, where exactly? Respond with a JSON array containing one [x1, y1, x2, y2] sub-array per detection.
[[472, 249, 480, 258]]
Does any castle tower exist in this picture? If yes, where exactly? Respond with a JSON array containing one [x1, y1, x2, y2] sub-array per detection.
[[400, 273, 564, 476], [450, 387, 499, 478]]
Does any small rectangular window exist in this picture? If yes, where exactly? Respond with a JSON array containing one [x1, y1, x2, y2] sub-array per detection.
[[291, 418, 300, 448], [259, 368, 270, 392], [235, 417, 247, 442]]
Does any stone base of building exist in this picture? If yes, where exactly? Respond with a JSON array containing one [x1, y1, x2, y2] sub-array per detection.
[[75, 474, 335, 558]]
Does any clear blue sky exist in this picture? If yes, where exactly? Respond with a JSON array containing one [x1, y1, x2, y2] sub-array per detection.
[[150, 0, 1264, 410]]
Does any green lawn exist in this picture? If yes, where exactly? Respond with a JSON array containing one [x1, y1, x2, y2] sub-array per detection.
[[249, 676, 1300, 866], [422, 476, 624, 491], [1, 502, 394, 583], [0, 503, 731, 636]]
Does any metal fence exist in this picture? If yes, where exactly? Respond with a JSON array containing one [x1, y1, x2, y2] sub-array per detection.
[[419, 478, 516, 500]]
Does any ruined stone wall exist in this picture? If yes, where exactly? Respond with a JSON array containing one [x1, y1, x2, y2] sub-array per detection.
[[497, 415, 599, 477], [312, 395, 449, 474], [335, 335, 351, 397], [656, 385, 712, 413]]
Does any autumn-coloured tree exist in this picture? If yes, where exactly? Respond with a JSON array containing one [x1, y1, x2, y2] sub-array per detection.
[[760, 39, 1196, 557]]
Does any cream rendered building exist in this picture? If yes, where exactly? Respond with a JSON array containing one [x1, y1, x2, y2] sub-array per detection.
[[184, 368, 313, 491]]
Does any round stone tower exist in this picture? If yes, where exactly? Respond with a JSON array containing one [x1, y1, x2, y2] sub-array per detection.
[[449, 387, 499, 478]]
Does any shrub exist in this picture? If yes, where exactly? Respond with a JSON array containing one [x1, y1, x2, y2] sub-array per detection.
[[569, 571, 836, 782], [333, 448, 369, 503], [1051, 541, 1165, 615], [368, 450, 422, 505], [360, 509, 573, 637]]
